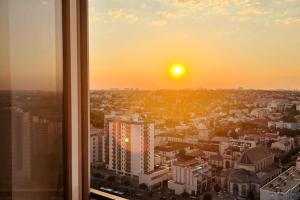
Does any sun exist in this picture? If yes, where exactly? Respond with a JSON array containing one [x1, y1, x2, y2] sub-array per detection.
[[169, 64, 186, 78]]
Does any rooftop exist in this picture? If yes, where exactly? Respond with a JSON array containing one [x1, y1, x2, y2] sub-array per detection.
[[239, 146, 272, 165], [261, 166, 300, 193], [173, 159, 202, 168]]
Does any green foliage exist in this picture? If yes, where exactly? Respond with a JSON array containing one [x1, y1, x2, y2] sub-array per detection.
[[90, 110, 104, 128], [181, 190, 190, 198], [203, 194, 212, 200], [278, 129, 300, 137], [139, 183, 148, 190], [214, 184, 221, 193], [281, 146, 300, 164], [94, 173, 104, 179], [281, 115, 297, 123], [107, 176, 116, 183]]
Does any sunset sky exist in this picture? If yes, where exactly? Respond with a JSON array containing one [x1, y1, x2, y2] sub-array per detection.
[[89, 0, 300, 90]]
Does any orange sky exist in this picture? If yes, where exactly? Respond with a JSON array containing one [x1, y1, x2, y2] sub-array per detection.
[[89, 0, 300, 90]]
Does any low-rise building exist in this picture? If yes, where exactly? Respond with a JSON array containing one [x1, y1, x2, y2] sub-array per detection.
[[268, 121, 300, 130], [139, 166, 170, 189], [260, 166, 300, 200], [220, 146, 282, 199], [168, 159, 213, 196], [271, 137, 294, 156]]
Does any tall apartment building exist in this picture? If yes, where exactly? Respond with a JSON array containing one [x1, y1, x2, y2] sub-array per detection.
[[104, 114, 155, 177]]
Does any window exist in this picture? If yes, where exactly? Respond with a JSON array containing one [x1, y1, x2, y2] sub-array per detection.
[[1, 0, 89, 199], [0, 0, 65, 199]]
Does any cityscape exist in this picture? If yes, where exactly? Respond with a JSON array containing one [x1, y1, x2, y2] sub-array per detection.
[[1, 0, 300, 200], [89, 89, 300, 200]]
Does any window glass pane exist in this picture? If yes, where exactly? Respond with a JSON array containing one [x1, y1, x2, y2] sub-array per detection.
[[0, 0, 64, 199], [89, 0, 300, 200]]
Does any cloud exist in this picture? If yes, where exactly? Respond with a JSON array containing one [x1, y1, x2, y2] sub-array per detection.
[[125, 14, 139, 24], [282, 0, 297, 3], [238, 6, 267, 15], [107, 8, 139, 24], [157, 11, 183, 19], [283, 17, 300, 25], [157, 0, 205, 10], [89, 5, 102, 22], [108, 8, 125, 18], [150, 19, 167, 27]]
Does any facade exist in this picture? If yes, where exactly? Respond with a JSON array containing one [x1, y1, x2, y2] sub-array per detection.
[[222, 146, 242, 169], [168, 159, 213, 196], [90, 126, 101, 165], [106, 115, 155, 176], [208, 154, 223, 168]]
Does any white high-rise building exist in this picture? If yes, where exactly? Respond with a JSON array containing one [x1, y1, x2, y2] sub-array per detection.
[[106, 115, 155, 177]]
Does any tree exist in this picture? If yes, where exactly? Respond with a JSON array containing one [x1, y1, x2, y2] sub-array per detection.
[[94, 173, 104, 179], [214, 184, 221, 193], [148, 191, 153, 199], [203, 194, 212, 200], [90, 110, 104, 128], [247, 190, 255, 200], [123, 180, 131, 186], [181, 190, 190, 198], [107, 176, 116, 184], [139, 183, 148, 190]]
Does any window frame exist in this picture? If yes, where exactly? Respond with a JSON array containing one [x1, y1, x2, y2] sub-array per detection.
[[62, 0, 89, 199]]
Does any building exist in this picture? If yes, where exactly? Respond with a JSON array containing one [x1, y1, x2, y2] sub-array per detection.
[[90, 126, 101, 166], [11, 108, 31, 182], [168, 159, 213, 196], [268, 121, 300, 130], [199, 140, 219, 157], [106, 115, 154, 176], [220, 146, 282, 199], [297, 152, 300, 169], [208, 154, 223, 168], [271, 137, 294, 157], [222, 146, 243, 169], [103, 114, 169, 187], [260, 166, 300, 200], [297, 104, 300, 112], [139, 166, 171, 189], [197, 123, 209, 140]]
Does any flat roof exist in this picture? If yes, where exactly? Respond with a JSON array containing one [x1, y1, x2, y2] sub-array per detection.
[[261, 166, 300, 193]]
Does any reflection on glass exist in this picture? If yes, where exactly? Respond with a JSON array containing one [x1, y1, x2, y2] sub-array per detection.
[[0, 0, 64, 199]]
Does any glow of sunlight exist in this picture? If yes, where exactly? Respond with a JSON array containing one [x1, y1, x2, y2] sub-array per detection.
[[169, 64, 186, 78], [124, 137, 130, 143]]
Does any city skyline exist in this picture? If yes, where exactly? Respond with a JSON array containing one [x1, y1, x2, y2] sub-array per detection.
[[90, 0, 300, 90]]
